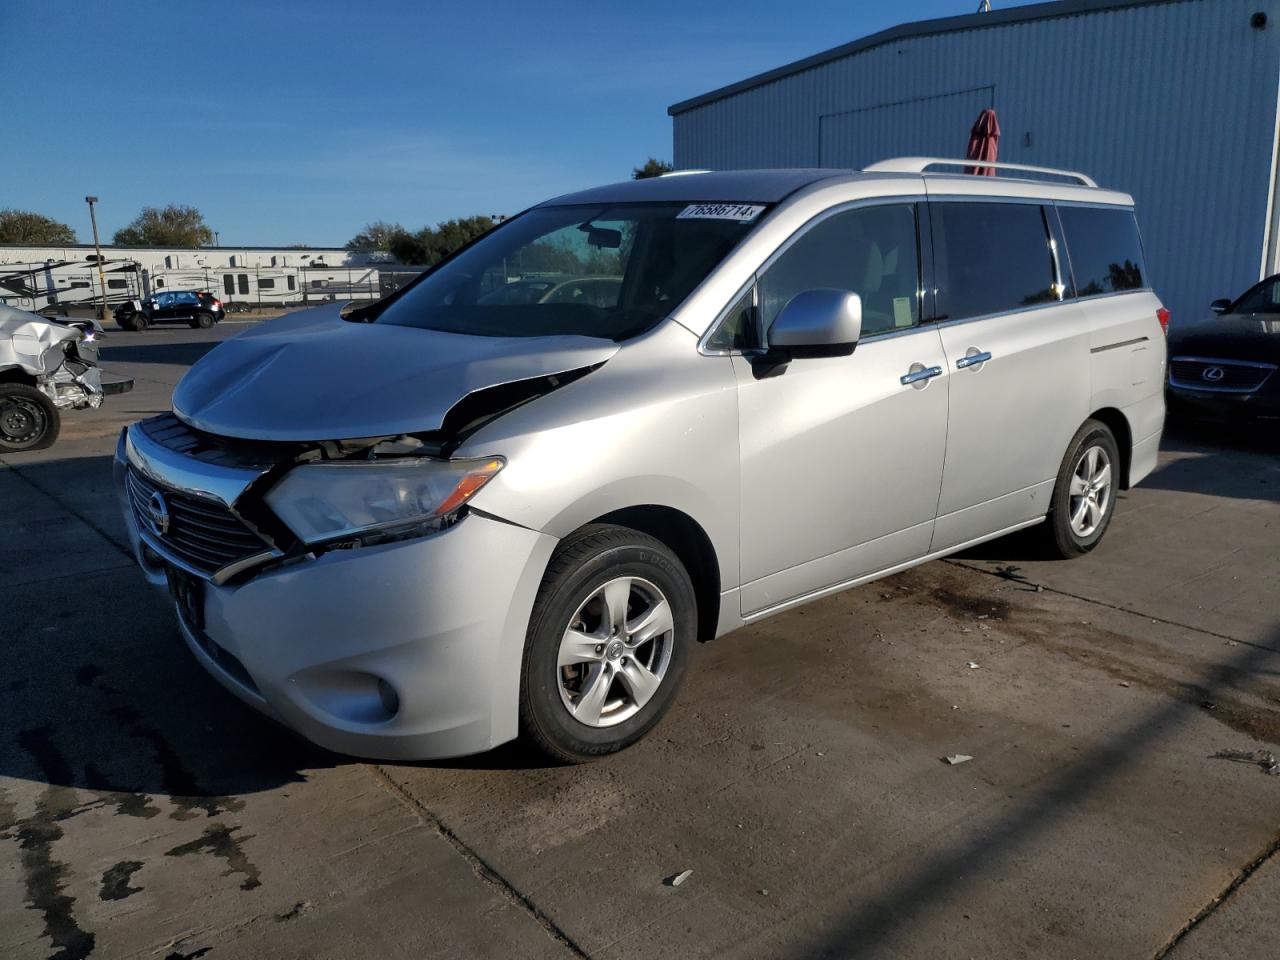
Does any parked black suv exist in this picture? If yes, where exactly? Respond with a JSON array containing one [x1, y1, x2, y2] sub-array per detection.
[[114, 290, 225, 331]]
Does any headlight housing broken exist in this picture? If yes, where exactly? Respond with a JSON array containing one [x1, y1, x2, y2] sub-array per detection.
[[265, 457, 504, 546]]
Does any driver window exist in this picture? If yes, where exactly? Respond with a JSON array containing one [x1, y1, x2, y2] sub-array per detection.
[[759, 203, 921, 340]]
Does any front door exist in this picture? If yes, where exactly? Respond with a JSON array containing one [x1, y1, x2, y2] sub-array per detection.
[[732, 201, 950, 617], [927, 200, 1089, 551]]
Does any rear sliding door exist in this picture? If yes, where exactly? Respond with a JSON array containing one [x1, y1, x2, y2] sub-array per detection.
[[928, 199, 1090, 552]]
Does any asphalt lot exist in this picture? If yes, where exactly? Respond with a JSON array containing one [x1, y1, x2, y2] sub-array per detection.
[[2, 319, 1278, 959]]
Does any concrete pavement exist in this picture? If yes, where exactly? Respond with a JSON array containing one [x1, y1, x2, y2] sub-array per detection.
[[1, 322, 1277, 959]]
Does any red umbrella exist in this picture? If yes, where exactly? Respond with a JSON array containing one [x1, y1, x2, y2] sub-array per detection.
[[965, 108, 1000, 175]]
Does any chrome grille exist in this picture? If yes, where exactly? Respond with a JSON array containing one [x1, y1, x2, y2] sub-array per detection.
[[126, 466, 272, 577], [1169, 357, 1276, 393]]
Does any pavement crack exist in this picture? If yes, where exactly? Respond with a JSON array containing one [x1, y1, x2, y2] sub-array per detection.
[[364, 764, 591, 959], [1153, 830, 1280, 959]]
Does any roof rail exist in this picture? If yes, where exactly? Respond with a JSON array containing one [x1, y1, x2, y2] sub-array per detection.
[[863, 157, 1097, 188]]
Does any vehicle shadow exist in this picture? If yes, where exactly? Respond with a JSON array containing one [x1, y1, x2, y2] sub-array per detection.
[[1162, 410, 1280, 457], [98, 339, 222, 368], [794, 624, 1280, 959], [0, 455, 555, 826], [959, 417, 1279, 568], [1138, 415, 1279, 503]]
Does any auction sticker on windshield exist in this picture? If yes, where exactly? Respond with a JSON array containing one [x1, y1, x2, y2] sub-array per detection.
[[677, 203, 766, 222]]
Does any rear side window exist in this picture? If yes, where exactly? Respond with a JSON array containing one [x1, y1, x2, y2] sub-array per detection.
[[1058, 206, 1146, 296], [931, 202, 1057, 320]]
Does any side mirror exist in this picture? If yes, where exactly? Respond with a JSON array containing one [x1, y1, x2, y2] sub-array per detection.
[[1210, 298, 1232, 315], [767, 289, 862, 357]]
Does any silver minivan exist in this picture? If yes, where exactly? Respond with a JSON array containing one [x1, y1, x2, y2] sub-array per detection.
[[116, 159, 1166, 762]]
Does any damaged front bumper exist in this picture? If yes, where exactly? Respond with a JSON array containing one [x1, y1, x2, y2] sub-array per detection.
[[114, 420, 556, 760]]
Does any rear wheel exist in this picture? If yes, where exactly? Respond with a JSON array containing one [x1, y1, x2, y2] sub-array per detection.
[[1040, 419, 1120, 558], [191, 311, 215, 329], [0, 383, 60, 452], [519, 524, 695, 763]]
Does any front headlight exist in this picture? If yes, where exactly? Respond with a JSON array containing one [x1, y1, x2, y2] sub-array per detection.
[[264, 456, 503, 545]]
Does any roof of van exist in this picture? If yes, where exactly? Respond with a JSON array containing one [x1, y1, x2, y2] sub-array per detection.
[[538, 170, 851, 206], [538, 168, 1130, 208]]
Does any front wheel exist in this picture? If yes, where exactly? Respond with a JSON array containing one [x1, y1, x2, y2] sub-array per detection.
[[1040, 419, 1121, 558], [519, 524, 695, 763], [0, 383, 60, 452]]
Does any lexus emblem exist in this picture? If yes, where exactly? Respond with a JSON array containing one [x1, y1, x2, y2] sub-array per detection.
[[1202, 366, 1226, 382], [145, 490, 171, 537]]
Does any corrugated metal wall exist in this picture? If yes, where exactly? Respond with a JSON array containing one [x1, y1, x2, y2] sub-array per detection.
[[672, 0, 1280, 325]]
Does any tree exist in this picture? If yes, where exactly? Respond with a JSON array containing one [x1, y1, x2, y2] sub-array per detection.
[[632, 158, 674, 179], [390, 215, 496, 265], [346, 221, 408, 251], [0, 209, 77, 244], [113, 205, 213, 247]]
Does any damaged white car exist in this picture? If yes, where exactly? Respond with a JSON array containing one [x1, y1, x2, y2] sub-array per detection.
[[0, 303, 133, 452]]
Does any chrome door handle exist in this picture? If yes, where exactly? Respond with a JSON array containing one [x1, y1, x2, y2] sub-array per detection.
[[900, 365, 943, 385], [955, 351, 993, 369]]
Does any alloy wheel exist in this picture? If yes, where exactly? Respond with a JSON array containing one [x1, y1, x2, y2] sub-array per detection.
[[556, 576, 674, 728], [1068, 444, 1112, 538]]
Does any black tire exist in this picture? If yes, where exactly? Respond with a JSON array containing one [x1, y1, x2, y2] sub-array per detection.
[[1040, 419, 1121, 559], [191, 311, 216, 329], [0, 383, 60, 452], [118, 312, 146, 331], [519, 524, 696, 763]]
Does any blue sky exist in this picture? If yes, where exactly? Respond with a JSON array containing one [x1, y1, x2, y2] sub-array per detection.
[[6, 0, 1035, 247]]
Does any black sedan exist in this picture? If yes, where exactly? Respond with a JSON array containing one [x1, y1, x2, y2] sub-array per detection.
[[1167, 276, 1280, 420], [114, 290, 225, 331]]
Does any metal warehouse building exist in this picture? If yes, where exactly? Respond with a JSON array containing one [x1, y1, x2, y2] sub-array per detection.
[[669, 0, 1280, 325]]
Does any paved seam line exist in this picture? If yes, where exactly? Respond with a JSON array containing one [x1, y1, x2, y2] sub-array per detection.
[[1153, 832, 1280, 959], [363, 764, 591, 959], [946, 558, 1261, 647], [0, 458, 133, 558], [8, 560, 134, 589]]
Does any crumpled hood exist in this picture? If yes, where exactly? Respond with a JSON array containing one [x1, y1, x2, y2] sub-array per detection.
[[172, 303, 620, 441]]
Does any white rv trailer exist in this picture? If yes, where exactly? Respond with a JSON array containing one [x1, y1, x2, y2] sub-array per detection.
[[0, 258, 144, 312], [151, 265, 384, 306], [0, 259, 404, 313], [0, 243, 401, 310]]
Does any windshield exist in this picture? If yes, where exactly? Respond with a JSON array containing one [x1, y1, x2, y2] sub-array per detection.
[[374, 202, 763, 340], [1231, 278, 1280, 315]]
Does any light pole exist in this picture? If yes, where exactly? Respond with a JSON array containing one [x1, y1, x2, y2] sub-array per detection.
[[214, 230, 220, 247], [84, 196, 107, 320]]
